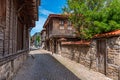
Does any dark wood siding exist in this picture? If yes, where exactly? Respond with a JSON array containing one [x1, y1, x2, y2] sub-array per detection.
[[0, 0, 6, 25], [17, 20, 24, 51]]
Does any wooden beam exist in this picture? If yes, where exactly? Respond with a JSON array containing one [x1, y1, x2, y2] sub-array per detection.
[[17, 3, 26, 13], [0, 49, 29, 66]]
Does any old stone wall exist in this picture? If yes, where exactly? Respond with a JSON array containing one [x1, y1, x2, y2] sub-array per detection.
[[106, 36, 120, 80], [60, 43, 97, 70], [0, 52, 28, 80], [60, 37, 120, 80]]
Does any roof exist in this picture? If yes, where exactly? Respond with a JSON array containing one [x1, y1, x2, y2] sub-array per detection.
[[93, 30, 120, 39], [61, 40, 90, 46], [18, 0, 40, 27], [43, 14, 68, 28]]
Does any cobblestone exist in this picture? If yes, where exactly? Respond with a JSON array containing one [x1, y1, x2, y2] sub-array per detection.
[[13, 49, 80, 80]]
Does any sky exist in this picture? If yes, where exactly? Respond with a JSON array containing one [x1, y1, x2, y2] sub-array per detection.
[[30, 0, 67, 36]]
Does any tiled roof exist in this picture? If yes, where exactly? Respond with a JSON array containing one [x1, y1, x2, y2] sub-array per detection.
[[61, 40, 90, 46], [93, 30, 120, 38], [43, 14, 68, 28]]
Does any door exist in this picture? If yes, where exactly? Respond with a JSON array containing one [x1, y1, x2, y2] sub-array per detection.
[[97, 39, 107, 75]]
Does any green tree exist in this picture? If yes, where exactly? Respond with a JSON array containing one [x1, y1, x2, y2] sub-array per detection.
[[63, 0, 120, 39], [36, 35, 40, 43]]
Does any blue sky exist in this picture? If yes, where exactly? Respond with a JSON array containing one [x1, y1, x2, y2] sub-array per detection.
[[31, 0, 67, 36]]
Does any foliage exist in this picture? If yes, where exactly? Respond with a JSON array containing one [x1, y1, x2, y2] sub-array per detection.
[[36, 35, 40, 43], [63, 0, 120, 39]]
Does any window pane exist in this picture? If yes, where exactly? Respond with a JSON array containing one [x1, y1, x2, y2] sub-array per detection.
[[59, 20, 64, 29]]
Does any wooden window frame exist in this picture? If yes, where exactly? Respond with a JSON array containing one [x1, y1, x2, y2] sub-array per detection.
[[67, 21, 72, 30], [59, 20, 64, 29]]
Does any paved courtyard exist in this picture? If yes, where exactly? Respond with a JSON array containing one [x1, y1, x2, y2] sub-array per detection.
[[13, 50, 80, 80]]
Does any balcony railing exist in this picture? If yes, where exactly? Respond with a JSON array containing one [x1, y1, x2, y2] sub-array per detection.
[[49, 29, 76, 38]]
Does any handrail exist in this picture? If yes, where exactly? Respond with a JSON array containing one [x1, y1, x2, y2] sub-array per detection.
[[0, 49, 29, 66]]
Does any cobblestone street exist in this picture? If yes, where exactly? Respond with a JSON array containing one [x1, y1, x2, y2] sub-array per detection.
[[13, 49, 80, 80], [13, 49, 112, 80]]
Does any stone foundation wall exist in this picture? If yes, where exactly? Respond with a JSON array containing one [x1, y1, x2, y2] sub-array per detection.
[[60, 41, 97, 70], [60, 37, 120, 80], [0, 52, 28, 80], [90, 37, 120, 80], [106, 36, 120, 80]]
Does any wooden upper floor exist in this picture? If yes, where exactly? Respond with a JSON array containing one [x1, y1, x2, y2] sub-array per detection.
[[0, 0, 40, 28], [40, 28, 46, 41], [43, 14, 76, 39]]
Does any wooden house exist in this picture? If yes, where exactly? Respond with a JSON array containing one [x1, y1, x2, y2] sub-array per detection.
[[0, 0, 40, 79], [40, 28, 46, 49], [43, 14, 77, 53]]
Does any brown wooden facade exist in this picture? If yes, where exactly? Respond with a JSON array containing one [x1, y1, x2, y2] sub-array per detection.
[[0, 0, 40, 63], [40, 28, 46, 49], [43, 14, 78, 53], [0, 0, 40, 79]]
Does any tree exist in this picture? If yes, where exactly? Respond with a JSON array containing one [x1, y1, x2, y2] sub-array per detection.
[[36, 35, 40, 44], [63, 0, 120, 39]]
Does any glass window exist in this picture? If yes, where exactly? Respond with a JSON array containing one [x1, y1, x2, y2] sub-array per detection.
[[68, 21, 72, 30], [59, 20, 64, 29]]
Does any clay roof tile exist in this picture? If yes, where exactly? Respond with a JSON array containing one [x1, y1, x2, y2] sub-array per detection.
[[93, 30, 120, 38], [61, 40, 90, 46]]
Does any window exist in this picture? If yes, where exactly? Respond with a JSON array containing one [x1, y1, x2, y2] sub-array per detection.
[[59, 20, 64, 29], [68, 21, 72, 30], [0, 0, 6, 25]]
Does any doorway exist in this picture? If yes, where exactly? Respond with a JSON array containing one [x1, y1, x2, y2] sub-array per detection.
[[97, 39, 107, 75]]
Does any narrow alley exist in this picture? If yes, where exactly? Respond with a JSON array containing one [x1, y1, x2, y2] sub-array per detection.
[[13, 49, 112, 80], [13, 49, 80, 80], [0, 0, 120, 80]]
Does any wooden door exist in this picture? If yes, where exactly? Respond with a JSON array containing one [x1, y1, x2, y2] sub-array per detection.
[[97, 39, 107, 75]]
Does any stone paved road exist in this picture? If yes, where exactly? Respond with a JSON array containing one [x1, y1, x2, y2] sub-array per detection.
[[13, 50, 80, 80]]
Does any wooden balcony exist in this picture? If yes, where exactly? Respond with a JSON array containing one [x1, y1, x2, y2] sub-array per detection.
[[49, 29, 76, 38]]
